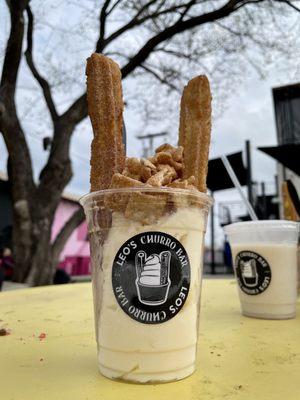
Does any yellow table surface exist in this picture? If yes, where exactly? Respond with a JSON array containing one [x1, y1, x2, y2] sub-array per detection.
[[0, 280, 299, 400]]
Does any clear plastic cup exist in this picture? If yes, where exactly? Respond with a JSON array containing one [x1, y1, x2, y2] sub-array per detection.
[[80, 187, 212, 383], [224, 220, 299, 320]]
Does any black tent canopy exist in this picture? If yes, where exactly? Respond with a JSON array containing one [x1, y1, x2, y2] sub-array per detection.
[[258, 144, 300, 176], [207, 151, 247, 192]]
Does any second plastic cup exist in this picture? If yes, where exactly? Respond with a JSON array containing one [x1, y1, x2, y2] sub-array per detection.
[[224, 220, 299, 320], [80, 187, 212, 383]]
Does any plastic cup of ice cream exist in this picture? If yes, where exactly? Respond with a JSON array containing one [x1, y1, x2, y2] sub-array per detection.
[[80, 187, 212, 383], [224, 220, 299, 320]]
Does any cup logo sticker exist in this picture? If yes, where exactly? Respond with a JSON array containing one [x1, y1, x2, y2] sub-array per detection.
[[235, 251, 271, 295], [135, 251, 171, 306], [112, 232, 190, 324]]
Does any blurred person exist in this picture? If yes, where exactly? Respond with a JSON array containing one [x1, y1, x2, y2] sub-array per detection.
[[0, 251, 4, 291], [53, 268, 71, 285], [1, 248, 15, 281], [224, 241, 233, 273]]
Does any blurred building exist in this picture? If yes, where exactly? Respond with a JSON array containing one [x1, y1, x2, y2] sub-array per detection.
[[0, 171, 90, 277], [52, 192, 90, 276], [273, 83, 300, 217]]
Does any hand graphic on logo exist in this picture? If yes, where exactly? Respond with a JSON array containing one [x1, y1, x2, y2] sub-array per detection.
[[241, 259, 258, 287], [135, 251, 171, 305]]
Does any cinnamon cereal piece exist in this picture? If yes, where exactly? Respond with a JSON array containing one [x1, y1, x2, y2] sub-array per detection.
[[124, 158, 141, 174], [168, 178, 198, 191], [122, 167, 141, 181], [155, 143, 174, 153], [141, 158, 156, 171], [157, 164, 177, 181], [147, 165, 177, 187], [155, 151, 172, 165], [125, 192, 167, 224], [110, 173, 145, 189], [155, 144, 183, 162], [124, 157, 157, 183], [105, 173, 145, 211], [167, 178, 199, 208], [153, 152, 183, 173], [172, 146, 184, 162]]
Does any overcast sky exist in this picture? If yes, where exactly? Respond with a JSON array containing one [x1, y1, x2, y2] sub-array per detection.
[[1, 0, 299, 246]]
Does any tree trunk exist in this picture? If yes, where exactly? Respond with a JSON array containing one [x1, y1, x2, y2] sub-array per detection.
[[25, 220, 54, 286], [12, 203, 55, 286], [12, 198, 85, 286]]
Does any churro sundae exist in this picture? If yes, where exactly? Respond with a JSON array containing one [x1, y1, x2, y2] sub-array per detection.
[[81, 53, 213, 382]]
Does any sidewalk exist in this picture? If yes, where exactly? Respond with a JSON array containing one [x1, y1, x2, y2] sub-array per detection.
[[1, 281, 29, 292]]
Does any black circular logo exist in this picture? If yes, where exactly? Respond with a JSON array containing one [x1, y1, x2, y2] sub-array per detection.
[[235, 251, 271, 295], [112, 231, 190, 324]]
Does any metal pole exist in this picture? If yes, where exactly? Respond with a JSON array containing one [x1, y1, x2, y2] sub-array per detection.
[[274, 174, 280, 219], [221, 155, 258, 221], [282, 166, 287, 181], [245, 140, 253, 207], [149, 136, 154, 156], [210, 192, 215, 275], [274, 174, 279, 196], [261, 182, 267, 219], [136, 132, 168, 158]]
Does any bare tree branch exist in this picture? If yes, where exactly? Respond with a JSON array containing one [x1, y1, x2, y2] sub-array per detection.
[[121, 0, 243, 78], [107, 0, 123, 15], [36, 120, 73, 210], [24, 5, 58, 121], [0, 0, 29, 94], [215, 21, 273, 49], [139, 64, 180, 92], [275, 0, 300, 12], [97, 1, 157, 52], [155, 46, 215, 62], [96, 0, 113, 53], [60, 92, 87, 126], [234, 0, 266, 10], [0, 1, 37, 285], [60, 0, 272, 128], [98, 0, 198, 52], [0, 0, 35, 199], [177, 0, 197, 23]]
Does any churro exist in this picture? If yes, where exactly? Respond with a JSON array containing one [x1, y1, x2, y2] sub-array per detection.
[[179, 76, 211, 192], [155, 144, 184, 163], [86, 53, 125, 191], [108, 58, 125, 173]]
